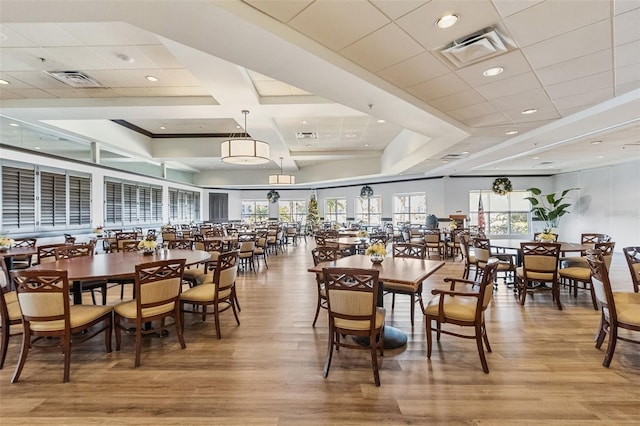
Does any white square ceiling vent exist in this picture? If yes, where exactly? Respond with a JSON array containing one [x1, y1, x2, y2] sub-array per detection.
[[296, 132, 318, 139], [45, 71, 103, 88], [439, 28, 512, 68]]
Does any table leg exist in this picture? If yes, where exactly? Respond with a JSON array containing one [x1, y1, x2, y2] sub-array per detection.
[[72, 281, 82, 305]]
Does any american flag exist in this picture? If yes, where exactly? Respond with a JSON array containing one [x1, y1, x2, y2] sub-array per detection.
[[477, 197, 485, 231]]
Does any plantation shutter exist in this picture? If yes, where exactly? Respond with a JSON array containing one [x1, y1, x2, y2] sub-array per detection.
[[123, 183, 137, 223], [1, 165, 36, 231], [40, 171, 67, 227], [69, 175, 91, 225], [105, 180, 122, 225], [152, 187, 163, 222]]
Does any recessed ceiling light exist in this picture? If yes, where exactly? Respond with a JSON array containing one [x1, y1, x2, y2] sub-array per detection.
[[533, 156, 540, 160], [505, 130, 519, 135], [483, 67, 504, 77], [145, 75, 158, 82], [591, 140, 602, 145], [305, 144, 312, 148], [116, 53, 134, 63], [436, 14, 459, 29], [442, 160, 449, 164], [0, 79, 10, 85], [9, 123, 19, 127], [160, 126, 166, 130], [364, 144, 369, 147], [301, 120, 307, 124], [521, 108, 538, 115], [345, 134, 356, 138], [34, 146, 41, 150], [597, 155, 604, 159], [461, 151, 469, 155], [376, 119, 386, 124]]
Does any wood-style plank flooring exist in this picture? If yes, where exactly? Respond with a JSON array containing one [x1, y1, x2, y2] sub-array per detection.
[[1, 239, 639, 425]]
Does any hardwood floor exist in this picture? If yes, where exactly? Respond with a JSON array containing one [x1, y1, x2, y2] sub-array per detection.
[[1, 241, 639, 425]]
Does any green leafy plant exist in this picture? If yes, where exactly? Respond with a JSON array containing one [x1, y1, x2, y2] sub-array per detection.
[[524, 187, 578, 229], [306, 194, 319, 229]]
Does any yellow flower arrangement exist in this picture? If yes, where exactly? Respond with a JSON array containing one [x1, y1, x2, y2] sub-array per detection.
[[357, 230, 369, 238], [449, 221, 457, 230], [138, 239, 158, 251], [0, 236, 14, 248], [538, 228, 555, 242], [365, 243, 387, 257]]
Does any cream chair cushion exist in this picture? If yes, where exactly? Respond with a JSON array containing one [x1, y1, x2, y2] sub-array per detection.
[[30, 305, 112, 332], [558, 267, 590, 281], [180, 283, 232, 303], [423, 294, 478, 322], [334, 307, 385, 331]]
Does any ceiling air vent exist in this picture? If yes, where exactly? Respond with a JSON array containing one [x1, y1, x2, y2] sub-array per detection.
[[296, 132, 318, 139], [45, 71, 103, 88], [439, 28, 512, 68], [440, 153, 467, 160]]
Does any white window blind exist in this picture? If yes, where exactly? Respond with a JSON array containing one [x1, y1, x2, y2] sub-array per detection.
[[40, 171, 67, 227], [69, 175, 91, 225], [1, 165, 36, 231]]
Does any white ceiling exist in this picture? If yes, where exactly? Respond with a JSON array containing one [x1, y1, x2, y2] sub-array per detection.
[[0, 0, 639, 187]]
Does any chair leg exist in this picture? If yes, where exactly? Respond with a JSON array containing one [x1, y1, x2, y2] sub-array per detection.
[[62, 335, 71, 383], [603, 326, 617, 368], [10, 330, 30, 383], [231, 299, 240, 326], [588, 281, 598, 310], [595, 314, 607, 348], [323, 326, 335, 379], [553, 281, 563, 310], [481, 322, 492, 353], [0, 320, 9, 369], [410, 294, 415, 327], [312, 295, 322, 327], [214, 306, 222, 339], [475, 324, 489, 374], [105, 316, 112, 353], [370, 336, 380, 387], [425, 317, 433, 358], [233, 289, 241, 312], [134, 320, 142, 367], [174, 307, 186, 350], [114, 316, 122, 351]]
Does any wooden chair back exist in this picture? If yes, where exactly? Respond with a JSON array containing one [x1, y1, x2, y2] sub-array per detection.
[[623, 246, 640, 293], [54, 243, 95, 259], [36, 243, 65, 264], [392, 243, 426, 259], [168, 239, 194, 250], [519, 242, 561, 283]]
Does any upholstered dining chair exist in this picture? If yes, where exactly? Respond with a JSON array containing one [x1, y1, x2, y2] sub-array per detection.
[[55, 243, 108, 305], [115, 232, 139, 251], [9, 238, 37, 269], [623, 246, 640, 293], [459, 234, 478, 280], [36, 243, 65, 265], [238, 234, 256, 272], [113, 259, 186, 367], [515, 242, 562, 309], [310, 246, 339, 327], [180, 251, 240, 339], [383, 242, 427, 327], [253, 232, 269, 269], [586, 249, 640, 367], [9, 269, 112, 383], [0, 258, 22, 370], [322, 267, 384, 386], [559, 242, 615, 310], [423, 229, 444, 259], [472, 238, 516, 288], [423, 259, 499, 374]]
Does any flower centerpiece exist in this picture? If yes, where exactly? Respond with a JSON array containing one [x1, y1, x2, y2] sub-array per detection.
[[449, 220, 458, 230], [138, 235, 158, 255], [366, 243, 387, 264], [93, 225, 104, 235], [0, 235, 14, 252], [538, 228, 556, 242], [357, 229, 369, 242]]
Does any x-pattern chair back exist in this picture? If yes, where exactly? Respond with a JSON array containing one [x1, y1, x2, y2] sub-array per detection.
[[623, 246, 640, 293], [54, 243, 95, 259], [168, 239, 194, 250], [392, 243, 426, 259]]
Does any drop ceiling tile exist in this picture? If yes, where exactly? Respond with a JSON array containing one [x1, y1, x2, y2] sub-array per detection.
[[242, 0, 313, 23], [288, 1, 389, 51], [370, 0, 428, 20], [491, 87, 554, 111], [429, 88, 486, 112], [502, 108, 560, 123], [552, 86, 613, 111], [57, 22, 140, 46], [4, 23, 79, 47], [522, 19, 612, 69], [447, 101, 498, 120], [7, 70, 69, 89], [614, 0, 640, 15], [615, 40, 640, 67], [475, 71, 542, 100], [614, 7, 640, 46], [7, 87, 57, 98], [407, 73, 470, 102], [454, 50, 532, 87], [534, 49, 613, 86], [396, 0, 501, 50], [42, 46, 113, 70], [546, 70, 613, 100], [0, 88, 24, 99], [340, 23, 425, 72], [492, 0, 543, 18], [503, 0, 610, 47], [377, 51, 450, 88], [45, 88, 91, 98], [615, 80, 640, 95], [616, 62, 640, 85]]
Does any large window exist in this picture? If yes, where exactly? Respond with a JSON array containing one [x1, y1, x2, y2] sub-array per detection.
[[469, 190, 530, 236], [1, 162, 90, 232], [324, 197, 346, 225], [105, 179, 164, 226], [279, 199, 307, 223], [168, 188, 200, 224], [393, 193, 427, 225], [355, 196, 382, 226], [241, 200, 269, 224]]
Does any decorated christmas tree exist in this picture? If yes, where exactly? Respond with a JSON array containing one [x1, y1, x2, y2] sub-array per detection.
[[307, 193, 319, 233]]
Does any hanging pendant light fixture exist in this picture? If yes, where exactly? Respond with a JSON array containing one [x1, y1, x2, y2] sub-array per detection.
[[269, 157, 295, 184], [221, 110, 270, 165]]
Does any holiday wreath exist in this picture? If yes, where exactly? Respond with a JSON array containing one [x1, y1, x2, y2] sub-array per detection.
[[267, 190, 280, 203], [492, 177, 512, 196]]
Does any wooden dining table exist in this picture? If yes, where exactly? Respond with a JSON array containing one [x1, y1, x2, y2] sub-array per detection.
[[308, 254, 445, 349], [28, 249, 210, 304], [1, 246, 38, 273], [490, 239, 593, 265]]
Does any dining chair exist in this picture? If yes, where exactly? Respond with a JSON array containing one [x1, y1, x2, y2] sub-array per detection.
[[446, 229, 468, 260], [559, 242, 615, 310], [383, 243, 426, 327], [585, 249, 640, 367], [622, 246, 640, 293], [238, 234, 256, 272], [180, 251, 240, 339], [322, 267, 384, 386], [113, 259, 186, 367], [472, 238, 516, 288], [423, 230, 444, 259], [111, 240, 140, 299], [9, 269, 112, 383], [36, 243, 65, 265], [459, 234, 478, 280], [253, 233, 269, 269], [54, 243, 108, 305], [0, 258, 22, 370], [423, 258, 499, 373], [9, 238, 37, 269], [310, 246, 339, 327], [515, 242, 562, 309]]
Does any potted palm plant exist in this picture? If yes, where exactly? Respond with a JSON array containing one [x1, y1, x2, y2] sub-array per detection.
[[525, 187, 578, 231]]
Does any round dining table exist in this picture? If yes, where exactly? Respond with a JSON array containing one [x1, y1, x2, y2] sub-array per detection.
[[28, 249, 210, 304]]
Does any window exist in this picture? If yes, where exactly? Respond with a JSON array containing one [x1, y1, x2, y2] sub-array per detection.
[[152, 187, 163, 222], [324, 198, 346, 224], [241, 200, 269, 224], [355, 196, 382, 226], [105, 179, 163, 226], [1, 165, 36, 232], [393, 193, 426, 225], [105, 180, 123, 225], [168, 187, 200, 223], [278, 199, 307, 223], [40, 171, 67, 228], [69, 175, 91, 226], [469, 190, 530, 236]]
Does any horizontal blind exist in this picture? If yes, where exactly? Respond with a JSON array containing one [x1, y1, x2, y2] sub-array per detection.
[[1, 166, 36, 231], [169, 189, 178, 221], [152, 187, 162, 222], [69, 175, 91, 225], [139, 185, 151, 222], [123, 183, 137, 223], [105, 180, 122, 225], [40, 171, 67, 227]]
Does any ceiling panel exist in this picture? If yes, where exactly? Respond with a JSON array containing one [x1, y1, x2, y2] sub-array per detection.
[[376, 51, 450, 88], [534, 48, 613, 87]]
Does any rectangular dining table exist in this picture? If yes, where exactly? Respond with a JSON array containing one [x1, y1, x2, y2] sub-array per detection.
[[308, 254, 445, 348]]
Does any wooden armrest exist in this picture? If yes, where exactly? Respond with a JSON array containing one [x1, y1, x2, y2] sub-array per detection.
[[431, 288, 480, 298], [443, 276, 479, 290]]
